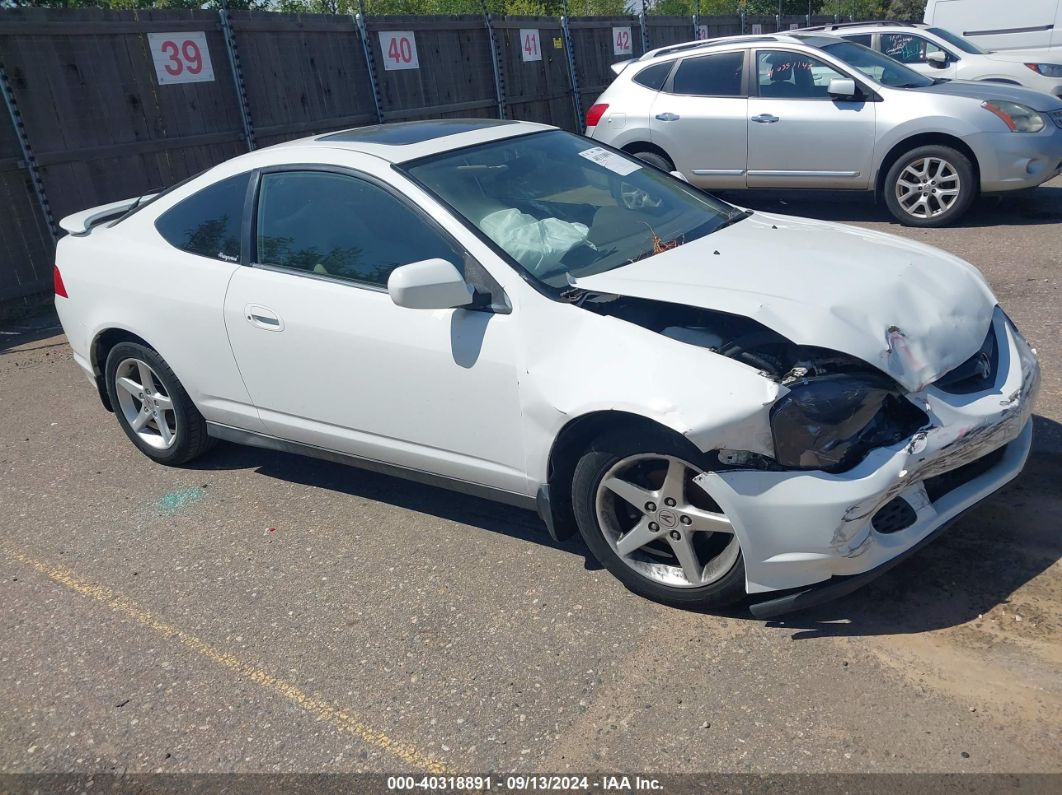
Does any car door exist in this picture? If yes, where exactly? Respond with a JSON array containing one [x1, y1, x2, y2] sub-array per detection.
[[879, 32, 958, 79], [649, 49, 748, 189], [222, 166, 529, 495], [746, 49, 877, 190]]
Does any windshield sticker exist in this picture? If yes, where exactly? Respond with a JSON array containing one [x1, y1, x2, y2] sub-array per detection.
[[578, 147, 641, 176]]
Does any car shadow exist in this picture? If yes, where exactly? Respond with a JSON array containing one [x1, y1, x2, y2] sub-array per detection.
[[0, 306, 63, 354], [760, 413, 1062, 638], [718, 182, 1062, 228], [187, 441, 600, 568], [189, 413, 1059, 629]]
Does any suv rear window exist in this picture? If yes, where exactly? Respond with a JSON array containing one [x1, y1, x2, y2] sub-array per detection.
[[632, 62, 673, 90], [672, 51, 744, 96]]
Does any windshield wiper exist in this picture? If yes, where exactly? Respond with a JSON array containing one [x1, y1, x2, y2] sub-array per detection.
[[713, 209, 753, 232]]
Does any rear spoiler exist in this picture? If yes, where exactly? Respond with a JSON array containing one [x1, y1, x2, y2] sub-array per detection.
[[58, 193, 156, 236], [611, 58, 635, 76]]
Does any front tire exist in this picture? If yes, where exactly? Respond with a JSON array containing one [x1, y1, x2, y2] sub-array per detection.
[[572, 427, 746, 610], [104, 342, 213, 466], [883, 144, 976, 227]]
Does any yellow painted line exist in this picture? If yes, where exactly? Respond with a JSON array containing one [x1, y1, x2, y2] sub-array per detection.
[[3, 546, 450, 775]]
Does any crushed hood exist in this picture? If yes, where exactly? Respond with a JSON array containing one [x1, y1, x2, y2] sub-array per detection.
[[911, 78, 1062, 110], [573, 211, 997, 392]]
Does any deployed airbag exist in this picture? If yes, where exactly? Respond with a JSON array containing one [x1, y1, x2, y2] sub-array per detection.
[[480, 208, 591, 274]]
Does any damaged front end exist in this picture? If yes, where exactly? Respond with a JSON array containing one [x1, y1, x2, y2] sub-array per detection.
[[577, 293, 929, 474]]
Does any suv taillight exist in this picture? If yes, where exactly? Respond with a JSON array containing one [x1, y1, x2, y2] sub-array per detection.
[[54, 265, 68, 298], [585, 104, 609, 128]]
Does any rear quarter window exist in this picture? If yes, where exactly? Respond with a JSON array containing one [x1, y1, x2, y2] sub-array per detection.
[[632, 61, 674, 90], [154, 172, 250, 263]]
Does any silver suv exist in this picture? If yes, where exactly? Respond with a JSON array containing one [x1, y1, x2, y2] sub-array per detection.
[[586, 33, 1062, 226]]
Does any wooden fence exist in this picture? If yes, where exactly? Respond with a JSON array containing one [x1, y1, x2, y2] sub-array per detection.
[[0, 7, 842, 303]]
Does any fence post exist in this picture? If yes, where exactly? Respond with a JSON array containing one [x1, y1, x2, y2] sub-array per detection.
[[354, 11, 384, 124], [638, 10, 650, 53], [481, 2, 506, 120], [560, 15, 582, 127], [0, 60, 55, 241], [218, 5, 256, 151]]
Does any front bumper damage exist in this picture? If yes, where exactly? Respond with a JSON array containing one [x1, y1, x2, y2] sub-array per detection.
[[693, 309, 1040, 616]]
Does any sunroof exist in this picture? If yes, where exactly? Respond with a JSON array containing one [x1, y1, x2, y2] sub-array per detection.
[[320, 119, 516, 146]]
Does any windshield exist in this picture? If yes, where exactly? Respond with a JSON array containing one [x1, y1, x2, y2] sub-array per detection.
[[402, 131, 741, 290], [820, 40, 935, 88], [928, 27, 986, 54]]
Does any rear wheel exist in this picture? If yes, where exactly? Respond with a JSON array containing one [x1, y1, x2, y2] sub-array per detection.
[[104, 342, 213, 466], [883, 144, 976, 227], [631, 150, 674, 173], [572, 427, 746, 609]]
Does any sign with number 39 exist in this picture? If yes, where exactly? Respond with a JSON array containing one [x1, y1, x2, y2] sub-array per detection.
[[379, 31, 420, 71], [147, 32, 215, 85]]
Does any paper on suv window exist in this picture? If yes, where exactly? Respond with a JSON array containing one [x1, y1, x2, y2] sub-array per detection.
[[578, 147, 641, 176]]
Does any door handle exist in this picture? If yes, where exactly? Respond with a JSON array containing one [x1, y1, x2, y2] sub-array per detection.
[[655, 112, 680, 121], [751, 114, 780, 124], [245, 304, 284, 332]]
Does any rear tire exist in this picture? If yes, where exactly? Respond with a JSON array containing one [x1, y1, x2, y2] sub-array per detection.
[[883, 144, 976, 227], [572, 426, 746, 610], [631, 150, 674, 173], [104, 342, 213, 466]]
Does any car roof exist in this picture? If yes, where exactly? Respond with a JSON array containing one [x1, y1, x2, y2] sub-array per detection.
[[265, 118, 556, 164], [634, 32, 843, 64]]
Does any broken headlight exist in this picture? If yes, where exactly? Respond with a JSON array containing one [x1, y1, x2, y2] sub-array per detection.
[[770, 374, 927, 472]]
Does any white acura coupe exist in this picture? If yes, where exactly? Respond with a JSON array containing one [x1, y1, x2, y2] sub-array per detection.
[[54, 119, 1040, 617]]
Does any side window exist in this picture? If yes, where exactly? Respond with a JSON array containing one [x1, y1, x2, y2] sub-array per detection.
[[671, 51, 744, 96], [881, 33, 943, 64], [254, 171, 463, 288], [841, 33, 873, 47], [155, 172, 249, 263], [756, 50, 846, 99], [632, 61, 673, 90]]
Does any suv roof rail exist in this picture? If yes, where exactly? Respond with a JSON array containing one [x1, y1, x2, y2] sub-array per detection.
[[797, 19, 923, 32], [645, 34, 782, 60]]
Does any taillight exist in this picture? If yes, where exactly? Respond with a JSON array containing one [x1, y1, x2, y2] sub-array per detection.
[[53, 264, 68, 298], [585, 103, 609, 128]]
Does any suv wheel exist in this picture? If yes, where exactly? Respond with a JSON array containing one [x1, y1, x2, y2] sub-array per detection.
[[883, 145, 976, 227], [631, 150, 674, 172], [104, 342, 213, 465], [572, 427, 746, 610]]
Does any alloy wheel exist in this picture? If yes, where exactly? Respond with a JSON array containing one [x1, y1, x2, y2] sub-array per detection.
[[594, 454, 740, 588], [895, 157, 961, 220], [113, 357, 177, 450]]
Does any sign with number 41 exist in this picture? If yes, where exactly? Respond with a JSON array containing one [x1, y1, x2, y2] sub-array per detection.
[[520, 29, 542, 62], [147, 32, 215, 85]]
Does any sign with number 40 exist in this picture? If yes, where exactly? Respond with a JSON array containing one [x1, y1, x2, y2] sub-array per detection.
[[379, 31, 419, 71], [147, 32, 215, 85]]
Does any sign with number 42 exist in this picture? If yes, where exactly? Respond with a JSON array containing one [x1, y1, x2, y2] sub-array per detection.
[[520, 29, 541, 62], [613, 26, 633, 56], [379, 31, 419, 71], [147, 32, 214, 85]]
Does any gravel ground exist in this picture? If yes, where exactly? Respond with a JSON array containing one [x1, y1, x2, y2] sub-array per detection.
[[1, 178, 1059, 779]]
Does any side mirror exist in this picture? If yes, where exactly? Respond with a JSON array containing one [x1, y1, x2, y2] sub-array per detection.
[[388, 258, 474, 310], [669, 170, 689, 183], [926, 50, 949, 67], [827, 77, 858, 99]]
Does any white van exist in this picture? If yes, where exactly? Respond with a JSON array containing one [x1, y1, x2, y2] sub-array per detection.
[[924, 0, 1062, 52]]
